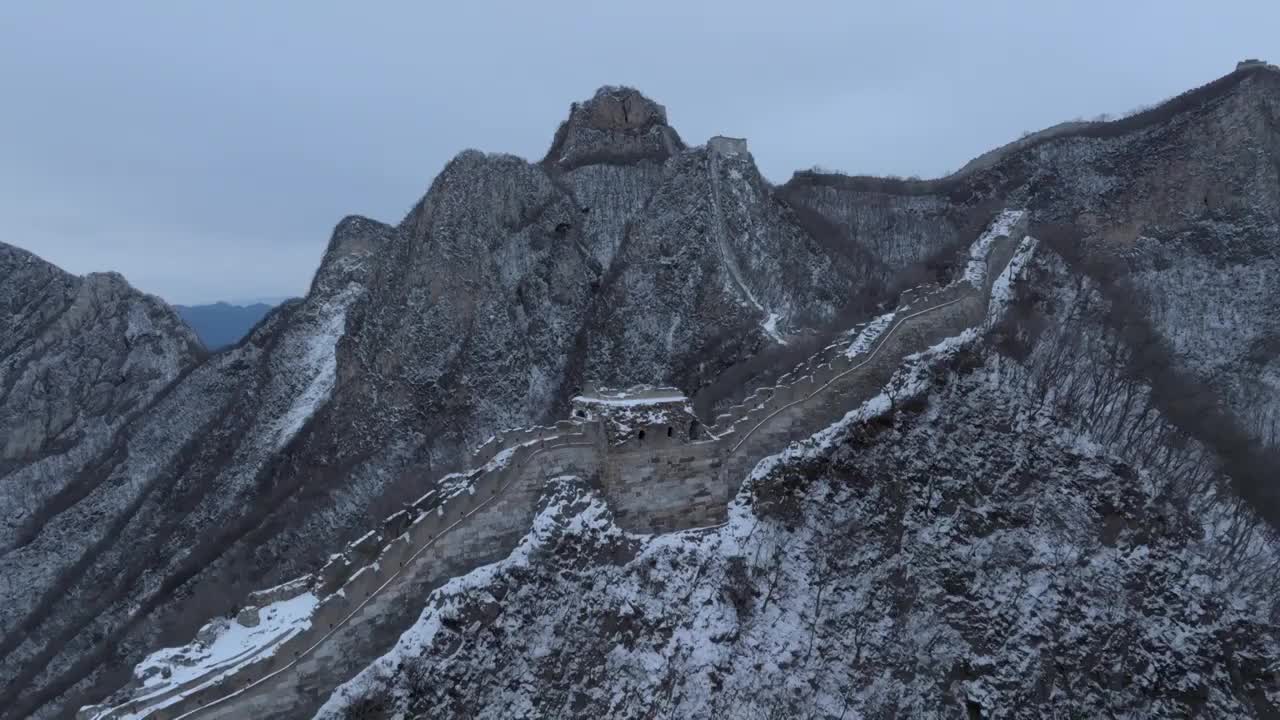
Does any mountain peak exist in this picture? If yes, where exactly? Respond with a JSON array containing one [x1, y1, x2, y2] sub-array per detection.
[[574, 85, 669, 131], [307, 214, 396, 298], [543, 85, 685, 170]]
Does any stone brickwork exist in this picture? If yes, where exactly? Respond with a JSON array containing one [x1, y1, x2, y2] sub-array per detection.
[[87, 213, 1029, 720], [602, 437, 726, 533], [708, 135, 748, 157]]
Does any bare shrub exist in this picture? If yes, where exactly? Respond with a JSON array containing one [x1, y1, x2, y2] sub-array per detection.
[[1033, 221, 1280, 530], [722, 556, 755, 620], [750, 460, 825, 526], [340, 690, 394, 720]]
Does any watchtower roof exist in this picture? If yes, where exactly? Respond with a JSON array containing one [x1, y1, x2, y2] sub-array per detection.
[[572, 385, 701, 444], [572, 385, 687, 407]]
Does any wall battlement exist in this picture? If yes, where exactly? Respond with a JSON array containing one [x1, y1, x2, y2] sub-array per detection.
[[85, 211, 1030, 720]]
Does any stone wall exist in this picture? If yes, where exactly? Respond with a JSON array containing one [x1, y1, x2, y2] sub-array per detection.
[[88, 425, 607, 720], [598, 211, 1025, 533], [717, 292, 983, 491], [601, 430, 726, 533], [88, 215, 1028, 720]]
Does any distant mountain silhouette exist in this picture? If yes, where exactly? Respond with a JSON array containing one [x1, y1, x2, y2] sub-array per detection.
[[175, 301, 277, 349]]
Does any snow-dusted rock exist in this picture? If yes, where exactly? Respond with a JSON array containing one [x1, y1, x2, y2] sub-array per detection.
[[318, 278, 1280, 718], [5, 64, 1280, 719], [0, 243, 202, 549]]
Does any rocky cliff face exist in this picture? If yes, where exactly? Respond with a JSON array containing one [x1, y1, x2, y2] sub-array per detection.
[[3, 65, 1280, 719], [0, 217, 392, 719], [0, 244, 202, 549], [0, 88, 879, 718]]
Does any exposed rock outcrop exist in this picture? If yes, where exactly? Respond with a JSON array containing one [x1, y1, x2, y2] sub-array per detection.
[[544, 86, 684, 170], [0, 244, 202, 549]]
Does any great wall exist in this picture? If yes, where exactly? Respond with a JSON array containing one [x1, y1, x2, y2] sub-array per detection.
[[82, 208, 1030, 720]]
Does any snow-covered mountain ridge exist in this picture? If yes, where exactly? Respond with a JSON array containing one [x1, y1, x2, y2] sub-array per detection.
[[315, 207, 1280, 719], [322, 306, 1280, 718], [1, 62, 1278, 718], [79, 213, 1028, 720]]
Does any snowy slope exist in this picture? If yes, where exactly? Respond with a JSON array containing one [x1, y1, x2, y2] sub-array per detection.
[[90, 592, 319, 720], [317, 263, 1280, 718]]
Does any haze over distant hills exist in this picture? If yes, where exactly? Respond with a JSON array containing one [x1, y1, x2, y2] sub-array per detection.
[[174, 300, 286, 350]]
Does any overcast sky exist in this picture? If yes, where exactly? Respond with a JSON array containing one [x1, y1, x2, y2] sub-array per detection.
[[2, 1, 1276, 304]]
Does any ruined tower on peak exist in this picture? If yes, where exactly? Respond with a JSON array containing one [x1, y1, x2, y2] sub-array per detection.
[[708, 135, 748, 158]]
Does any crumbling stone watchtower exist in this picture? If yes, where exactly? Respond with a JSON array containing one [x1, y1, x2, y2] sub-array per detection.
[[572, 385, 723, 532], [708, 135, 748, 157], [571, 384, 704, 446]]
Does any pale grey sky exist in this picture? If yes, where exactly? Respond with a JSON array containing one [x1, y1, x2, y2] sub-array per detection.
[[1, 1, 1275, 304]]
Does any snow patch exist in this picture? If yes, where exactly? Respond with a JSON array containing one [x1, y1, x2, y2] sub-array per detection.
[[761, 312, 786, 344], [845, 311, 896, 359], [268, 283, 365, 450], [665, 314, 681, 352], [986, 235, 1040, 326], [573, 394, 687, 407], [89, 593, 319, 720], [964, 209, 1025, 286]]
